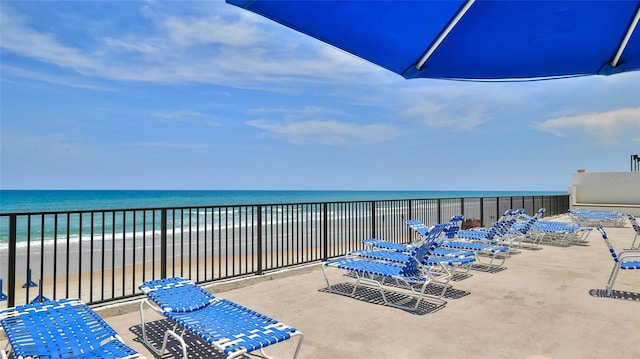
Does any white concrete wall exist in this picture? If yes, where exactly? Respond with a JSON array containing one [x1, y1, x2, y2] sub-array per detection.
[[569, 171, 640, 216]]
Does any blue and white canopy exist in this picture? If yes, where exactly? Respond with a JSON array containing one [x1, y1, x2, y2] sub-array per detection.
[[226, 0, 640, 81]]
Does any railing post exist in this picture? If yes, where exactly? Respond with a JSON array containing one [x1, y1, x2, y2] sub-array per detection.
[[479, 198, 484, 227], [437, 198, 442, 224], [370, 201, 376, 239], [408, 199, 412, 222], [161, 209, 167, 279], [322, 203, 328, 261], [256, 206, 263, 275], [8, 214, 17, 307]]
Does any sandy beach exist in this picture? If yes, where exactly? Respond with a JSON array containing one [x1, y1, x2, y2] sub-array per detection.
[[0, 215, 400, 307]]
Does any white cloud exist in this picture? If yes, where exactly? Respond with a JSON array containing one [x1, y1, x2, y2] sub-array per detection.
[[246, 119, 399, 146], [244, 105, 399, 145], [128, 141, 211, 149], [402, 97, 488, 130], [0, 11, 98, 70], [0, 65, 110, 91], [0, 2, 374, 89], [532, 107, 640, 142], [152, 111, 221, 127], [161, 15, 260, 47]]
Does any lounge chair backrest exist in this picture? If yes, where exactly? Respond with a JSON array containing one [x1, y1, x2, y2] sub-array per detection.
[[499, 209, 512, 221], [495, 208, 524, 235], [519, 208, 545, 222], [402, 225, 445, 276], [445, 215, 464, 238], [482, 219, 507, 239], [411, 223, 447, 264], [515, 209, 545, 234], [140, 277, 216, 313], [598, 226, 619, 263], [627, 214, 640, 234]]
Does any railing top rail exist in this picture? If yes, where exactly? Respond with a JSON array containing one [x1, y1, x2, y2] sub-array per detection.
[[0, 194, 567, 217]]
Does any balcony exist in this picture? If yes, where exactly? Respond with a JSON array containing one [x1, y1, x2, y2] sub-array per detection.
[[94, 220, 638, 358]]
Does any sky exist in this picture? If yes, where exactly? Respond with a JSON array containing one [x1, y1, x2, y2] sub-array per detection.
[[1, 1, 639, 191]]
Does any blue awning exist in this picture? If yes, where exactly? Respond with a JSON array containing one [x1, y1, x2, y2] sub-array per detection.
[[226, 0, 640, 81]]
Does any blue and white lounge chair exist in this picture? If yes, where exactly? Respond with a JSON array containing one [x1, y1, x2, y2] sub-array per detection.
[[507, 208, 546, 249], [349, 245, 475, 282], [570, 209, 626, 228], [364, 218, 435, 251], [139, 277, 303, 359], [457, 208, 524, 246], [322, 224, 450, 311], [531, 220, 592, 246], [598, 227, 640, 296], [364, 217, 475, 258], [424, 218, 511, 269], [0, 298, 143, 359], [399, 217, 510, 269], [626, 214, 640, 249], [356, 222, 476, 276], [439, 240, 510, 268]]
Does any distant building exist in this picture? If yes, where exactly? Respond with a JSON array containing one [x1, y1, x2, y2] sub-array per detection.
[[569, 171, 640, 216]]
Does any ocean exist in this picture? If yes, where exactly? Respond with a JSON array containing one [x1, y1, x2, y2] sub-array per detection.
[[1, 190, 567, 288], [0, 190, 566, 213], [0, 190, 566, 247]]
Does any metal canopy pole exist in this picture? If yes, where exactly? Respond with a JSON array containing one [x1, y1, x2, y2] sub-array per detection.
[[611, 5, 640, 68], [415, 0, 476, 71]]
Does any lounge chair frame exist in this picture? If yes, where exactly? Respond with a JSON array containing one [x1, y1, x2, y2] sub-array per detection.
[[322, 257, 449, 311], [531, 221, 592, 247], [440, 240, 510, 268], [598, 227, 640, 296], [403, 217, 510, 270], [356, 221, 475, 277], [322, 224, 450, 311], [139, 277, 303, 359], [570, 209, 626, 228], [626, 214, 640, 249]]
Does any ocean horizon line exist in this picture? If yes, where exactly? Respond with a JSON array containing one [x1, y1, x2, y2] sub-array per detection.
[[1, 189, 568, 212], [0, 189, 567, 192]]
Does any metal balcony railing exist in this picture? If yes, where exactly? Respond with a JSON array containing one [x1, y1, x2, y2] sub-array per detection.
[[0, 194, 569, 307]]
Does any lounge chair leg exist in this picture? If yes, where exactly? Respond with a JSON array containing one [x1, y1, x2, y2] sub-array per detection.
[[291, 331, 304, 359], [605, 265, 621, 296], [253, 331, 303, 359], [352, 277, 363, 295], [258, 348, 275, 359], [140, 299, 189, 357], [1, 342, 11, 359], [139, 300, 162, 356], [373, 280, 390, 307], [321, 264, 332, 288]]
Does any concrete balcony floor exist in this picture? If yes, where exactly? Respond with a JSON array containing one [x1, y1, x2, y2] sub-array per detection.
[[8, 216, 640, 359]]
